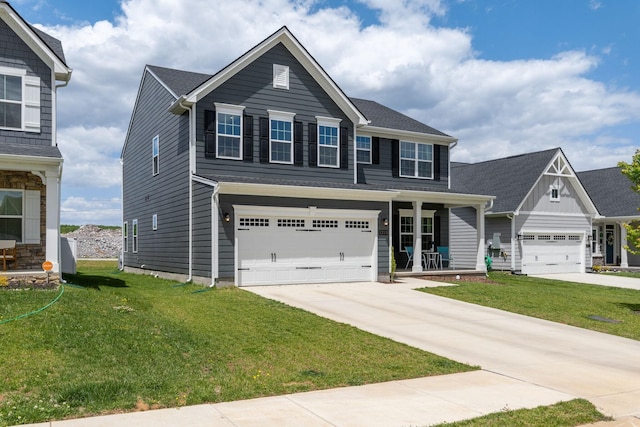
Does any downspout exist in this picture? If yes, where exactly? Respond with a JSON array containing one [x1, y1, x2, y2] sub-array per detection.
[[211, 183, 220, 287], [448, 140, 457, 190], [119, 157, 124, 270], [507, 213, 516, 273], [179, 98, 194, 282]]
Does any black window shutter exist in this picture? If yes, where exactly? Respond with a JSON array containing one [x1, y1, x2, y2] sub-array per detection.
[[308, 123, 317, 167], [259, 117, 269, 163], [294, 121, 303, 166], [204, 109, 216, 157], [372, 137, 380, 165], [340, 126, 348, 169], [243, 115, 253, 162], [433, 144, 441, 180], [391, 139, 399, 177]]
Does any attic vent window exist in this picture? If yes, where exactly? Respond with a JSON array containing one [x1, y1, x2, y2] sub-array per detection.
[[273, 64, 289, 89]]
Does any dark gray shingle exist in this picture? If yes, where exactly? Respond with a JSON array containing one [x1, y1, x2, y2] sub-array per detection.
[[146, 65, 211, 99], [578, 167, 640, 217], [0, 142, 62, 158]]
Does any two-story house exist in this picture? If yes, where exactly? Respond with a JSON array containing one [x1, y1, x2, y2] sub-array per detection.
[[121, 26, 493, 286], [0, 1, 72, 275]]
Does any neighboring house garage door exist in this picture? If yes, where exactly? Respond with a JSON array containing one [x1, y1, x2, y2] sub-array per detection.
[[521, 233, 584, 274], [235, 206, 379, 286]]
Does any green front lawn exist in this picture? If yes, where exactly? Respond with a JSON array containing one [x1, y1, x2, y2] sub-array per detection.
[[421, 272, 640, 340], [0, 261, 474, 426]]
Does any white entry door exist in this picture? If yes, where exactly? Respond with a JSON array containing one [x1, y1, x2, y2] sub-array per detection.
[[235, 206, 378, 286], [521, 233, 584, 274]]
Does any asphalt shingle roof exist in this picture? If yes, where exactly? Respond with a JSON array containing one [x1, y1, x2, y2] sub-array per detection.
[[577, 167, 640, 217], [30, 25, 66, 65], [146, 65, 211, 98], [452, 148, 560, 213], [0, 142, 62, 158]]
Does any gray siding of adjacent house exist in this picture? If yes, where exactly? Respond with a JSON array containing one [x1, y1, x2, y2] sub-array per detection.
[[449, 207, 478, 269], [358, 139, 450, 189], [521, 175, 588, 214], [194, 43, 354, 183], [122, 71, 191, 273], [485, 216, 513, 271], [0, 19, 53, 146], [189, 194, 389, 280]]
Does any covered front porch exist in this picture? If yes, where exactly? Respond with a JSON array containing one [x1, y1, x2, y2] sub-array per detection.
[[389, 190, 493, 275], [592, 220, 640, 268]]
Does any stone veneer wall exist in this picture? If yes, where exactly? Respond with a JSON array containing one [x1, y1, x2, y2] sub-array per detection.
[[0, 171, 47, 269]]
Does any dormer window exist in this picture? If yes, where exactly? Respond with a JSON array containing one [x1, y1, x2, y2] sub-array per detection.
[[273, 64, 289, 90]]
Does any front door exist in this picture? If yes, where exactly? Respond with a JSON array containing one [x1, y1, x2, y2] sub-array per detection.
[[605, 225, 615, 264]]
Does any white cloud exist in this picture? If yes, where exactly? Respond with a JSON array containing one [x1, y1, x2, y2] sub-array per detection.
[[61, 196, 122, 226], [30, 0, 640, 224]]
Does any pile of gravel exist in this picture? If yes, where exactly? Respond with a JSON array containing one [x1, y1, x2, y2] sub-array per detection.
[[62, 225, 121, 259]]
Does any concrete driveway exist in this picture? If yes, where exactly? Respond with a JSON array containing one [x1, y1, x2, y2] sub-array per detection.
[[248, 278, 640, 419], [532, 272, 640, 290]]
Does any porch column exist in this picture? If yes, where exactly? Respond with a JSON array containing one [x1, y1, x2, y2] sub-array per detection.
[[45, 171, 61, 273], [620, 222, 629, 268], [412, 201, 423, 273], [476, 203, 486, 271]]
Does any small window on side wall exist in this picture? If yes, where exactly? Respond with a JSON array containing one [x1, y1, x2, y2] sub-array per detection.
[[550, 185, 560, 202], [123, 221, 128, 252], [132, 219, 138, 253], [152, 214, 157, 231], [152, 135, 159, 176]]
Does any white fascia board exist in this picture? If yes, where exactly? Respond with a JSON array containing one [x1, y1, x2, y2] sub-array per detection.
[[593, 215, 640, 223], [219, 181, 397, 202], [0, 154, 62, 172], [233, 205, 380, 220], [181, 27, 367, 126], [360, 125, 457, 145], [0, 5, 71, 79], [393, 189, 494, 206]]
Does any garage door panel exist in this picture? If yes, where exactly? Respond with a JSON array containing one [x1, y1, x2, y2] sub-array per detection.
[[521, 234, 583, 275], [236, 209, 377, 286]]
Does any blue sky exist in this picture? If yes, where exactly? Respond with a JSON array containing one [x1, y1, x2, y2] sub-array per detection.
[[11, 0, 640, 225]]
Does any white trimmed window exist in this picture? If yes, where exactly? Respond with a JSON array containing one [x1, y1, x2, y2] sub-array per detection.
[[317, 116, 341, 168], [215, 103, 245, 160], [356, 136, 371, 164], [0, 189, 40, 243], [152, 214, 157, 231], [550, 185, 560, 202], [400, 141, 433, 179], [152, 135, 159, 175], [0, 66, 40, 132], [123, 221, 128, 252], [132, 219, 138, 253], [399, 209, 435, 252], [269, 110, 295, 164], [273, 64, 289, 89]]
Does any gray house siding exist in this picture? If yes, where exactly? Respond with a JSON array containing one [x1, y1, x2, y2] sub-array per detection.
[[122, 71, 191, 273], [195, 43, 354, 183], [485, 216, 513, 271], [358, 139, 450, 189], [0, 19, 53, 146], [521, 175, 588, 214], [206, 194, 389, 280], [450, 207, 477, 269]]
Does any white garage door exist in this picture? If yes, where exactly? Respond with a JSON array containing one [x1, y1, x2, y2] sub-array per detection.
[[521, 233, 584, 274], [235, 206, 378, 286]]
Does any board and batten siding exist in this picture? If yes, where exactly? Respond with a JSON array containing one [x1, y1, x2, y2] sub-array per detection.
[[449, 207, 478, 269], [358, 138, 450, 190], [0, 19, 54, 145], [521, 175, 589, 214], [203, 194, 389, 281], [122, 71, 191, 274], [194, 43, 354, 184]]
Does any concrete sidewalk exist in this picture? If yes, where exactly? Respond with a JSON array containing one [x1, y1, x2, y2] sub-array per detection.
[[21, 371, 575, 427], [531, 272, 640, 290]]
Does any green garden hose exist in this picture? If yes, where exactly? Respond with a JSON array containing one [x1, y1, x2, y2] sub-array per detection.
[[0, 285, 64, 325]]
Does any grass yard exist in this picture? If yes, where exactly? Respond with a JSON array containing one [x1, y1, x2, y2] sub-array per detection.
[[433, 398, 610, 427], [0, 261, 474, 426], [421, 272, 640, 341]]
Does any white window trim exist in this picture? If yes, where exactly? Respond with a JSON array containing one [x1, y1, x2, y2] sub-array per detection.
[[132, 219, 138, 253], [316, 116, 341, 168], [273, 64, 289, 89], [399, 141, 434, 179], [152, 135, 159, 176], [214, 103, 245, 160], [268, 110, 295, 164], [356, 135, 372, 164], [550, 184, 560, 202], [0, 66, 40, 133], [398, 209, 436, 253], [152, 214, 158, 231], [123, 221, 128, 252]]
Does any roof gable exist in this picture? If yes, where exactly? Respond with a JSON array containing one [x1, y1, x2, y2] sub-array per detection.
[[0, 1, 71, 80], [170, 26, 367, 125], [578, 167, 640, 218]]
